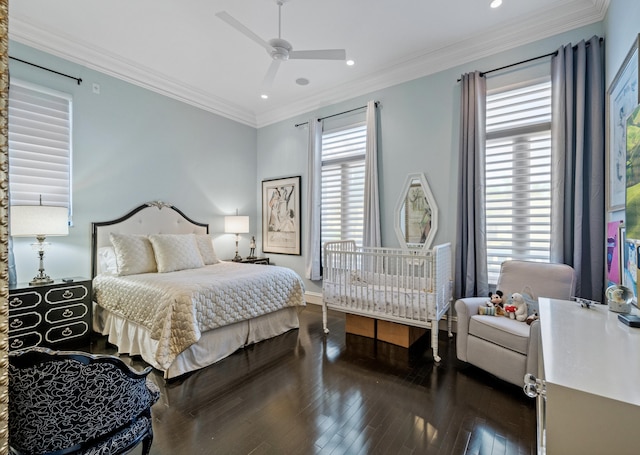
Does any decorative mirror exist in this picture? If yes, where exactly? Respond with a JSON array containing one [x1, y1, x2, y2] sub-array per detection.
[[394, 173, 438, 250]]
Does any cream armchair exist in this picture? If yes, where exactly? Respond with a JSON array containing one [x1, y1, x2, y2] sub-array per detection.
[[455, 260, 576, 386]]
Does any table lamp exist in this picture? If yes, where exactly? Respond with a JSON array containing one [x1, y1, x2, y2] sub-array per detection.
[[10, 204, 69, 285], [224, 211, 249, 262]]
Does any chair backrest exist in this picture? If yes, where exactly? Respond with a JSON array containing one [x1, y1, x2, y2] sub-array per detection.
[[496, 260, 576, 301], [9, 347, 159, 454]]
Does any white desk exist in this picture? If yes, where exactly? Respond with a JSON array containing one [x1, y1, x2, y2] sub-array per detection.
[[537, 298, 640, 454]]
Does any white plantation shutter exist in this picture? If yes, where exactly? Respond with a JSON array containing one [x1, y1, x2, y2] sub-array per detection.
[[9, 80, 72, 211], [485, 80, 552, 284], [321, 123, 366, 247]]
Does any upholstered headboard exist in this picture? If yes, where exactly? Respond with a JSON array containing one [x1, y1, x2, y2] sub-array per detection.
[[91, 201, 209, 278]]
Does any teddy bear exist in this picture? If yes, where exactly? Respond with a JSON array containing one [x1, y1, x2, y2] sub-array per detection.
[[508, 292, 528, 322]]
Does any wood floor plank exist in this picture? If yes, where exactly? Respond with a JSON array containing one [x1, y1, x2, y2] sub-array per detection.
[[93, 304, 536, 455]]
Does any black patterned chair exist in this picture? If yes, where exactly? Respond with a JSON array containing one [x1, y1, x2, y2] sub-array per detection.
[[9, 347, 160, 455]]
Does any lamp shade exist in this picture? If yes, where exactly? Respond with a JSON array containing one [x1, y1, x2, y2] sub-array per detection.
[[224, 215, 249, 234], [10, 205, 69, 237]]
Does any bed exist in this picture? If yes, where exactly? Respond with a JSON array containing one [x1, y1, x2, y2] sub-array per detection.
[[91, 201, 306, 379], [322, 241, 452, 361]]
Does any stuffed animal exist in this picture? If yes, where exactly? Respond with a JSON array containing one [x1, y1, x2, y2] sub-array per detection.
[[510, 292, 528, 322], [487, 290, 504, 308], [479, 291, 506, 316], [526, 311, 539, 325]]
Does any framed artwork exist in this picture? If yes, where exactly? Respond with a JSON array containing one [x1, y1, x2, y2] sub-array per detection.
[[607, 220, 623, 286], [622, 234, 639, 306], [607, 33, 640, 211], [404, 182, 432, 245], [262, 176, 301, 255], [627, 104, 640, 239]]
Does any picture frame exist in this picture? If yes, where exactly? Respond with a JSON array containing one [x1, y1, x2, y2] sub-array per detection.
[[607, 33, 640, 212], [262, 176, 301, 255]]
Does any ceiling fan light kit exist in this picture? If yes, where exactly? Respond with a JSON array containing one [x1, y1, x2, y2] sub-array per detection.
[[216, 0, 347, 91]]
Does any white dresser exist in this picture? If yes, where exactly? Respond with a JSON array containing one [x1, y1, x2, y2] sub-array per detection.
[[534, 298, 640, 454]]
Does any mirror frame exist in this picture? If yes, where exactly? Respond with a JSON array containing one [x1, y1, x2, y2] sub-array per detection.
[[393, 172, 438, 251]]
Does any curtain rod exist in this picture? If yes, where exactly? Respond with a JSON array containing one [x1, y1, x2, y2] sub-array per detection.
[[294, 101, 379, 128], [457, 37, 603, 82], [9, 56, 83, 85]]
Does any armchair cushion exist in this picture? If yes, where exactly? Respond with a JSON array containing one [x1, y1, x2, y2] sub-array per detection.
[[469, 315, 531, 355], [9, 347, 160, 455]]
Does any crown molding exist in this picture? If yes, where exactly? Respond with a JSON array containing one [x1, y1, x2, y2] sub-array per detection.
[[10, 0, 609, 129], [256, 0, 609, 127]]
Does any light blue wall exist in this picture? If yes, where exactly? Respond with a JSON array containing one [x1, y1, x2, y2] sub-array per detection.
[[9, 41, 257, 283], [258, 23, 603, 294]]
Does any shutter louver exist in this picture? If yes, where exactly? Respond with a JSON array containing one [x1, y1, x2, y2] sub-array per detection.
[[9, 81, 72, 210], [485, 81, 552, 284], [321, 124, 366, 247]]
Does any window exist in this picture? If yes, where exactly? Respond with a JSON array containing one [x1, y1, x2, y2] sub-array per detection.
[[485, 80, 552, 283], [9, 80, 72, 215], [321, 123, 366, 247]]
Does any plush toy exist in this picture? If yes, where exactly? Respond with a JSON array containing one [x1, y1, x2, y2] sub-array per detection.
[[479, 291, 506, 316], [487, 290, 504, 308], [510, 292, 528, 322], [526, 311, 539, 325]]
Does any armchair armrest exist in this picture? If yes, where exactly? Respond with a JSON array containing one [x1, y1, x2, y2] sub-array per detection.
[[526, 318, 541, 379], [454, 297, 489, 362]]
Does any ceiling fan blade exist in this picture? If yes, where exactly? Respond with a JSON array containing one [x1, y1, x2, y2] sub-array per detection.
[[262, 60, 281, 90], [215, 11, 274, 53], [289, 49, 346, 60]]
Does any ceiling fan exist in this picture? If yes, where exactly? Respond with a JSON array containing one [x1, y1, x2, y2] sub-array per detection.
[[216, 0, 347, 91]]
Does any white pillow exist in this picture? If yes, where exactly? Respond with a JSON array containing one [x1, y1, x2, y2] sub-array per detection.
[[195, 234, 220, 265], [110, 233, 157, 276], [149, 234, 205, 273], [97, 246, 118, 275]]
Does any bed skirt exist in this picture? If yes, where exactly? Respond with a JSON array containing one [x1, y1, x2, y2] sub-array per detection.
[[93, 304, 301, 379]]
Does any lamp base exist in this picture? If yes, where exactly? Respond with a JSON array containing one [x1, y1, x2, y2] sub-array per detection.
[[30, 275, 53, 286], [232, 254, 243, 262]]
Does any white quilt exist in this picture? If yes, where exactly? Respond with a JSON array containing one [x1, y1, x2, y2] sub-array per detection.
[[93, 262, 306, 369]]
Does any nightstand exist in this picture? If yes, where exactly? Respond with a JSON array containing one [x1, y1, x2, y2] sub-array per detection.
[[229, 257, 270, 265], [8, 277, 92, 352]]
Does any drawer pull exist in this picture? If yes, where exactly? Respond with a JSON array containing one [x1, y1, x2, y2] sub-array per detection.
[[10, 339, 23, 349], [10, 319, 23, 329], [62, 290, 74, 299], [9, 297, 23, 308], [62, 309, 74, 318], [61, 328, 73, 337]]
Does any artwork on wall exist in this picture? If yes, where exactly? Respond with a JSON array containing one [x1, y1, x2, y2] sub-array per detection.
[[607, 33, 640, 211], [628, 104, 640, 242], [622, 233, 639, 305], [607, 220, 624, 286], [262, 176, 301, 255]]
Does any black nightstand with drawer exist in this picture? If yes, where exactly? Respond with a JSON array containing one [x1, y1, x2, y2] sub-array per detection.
[[8, 278, 92, 351], [227, 257, 270, 265]]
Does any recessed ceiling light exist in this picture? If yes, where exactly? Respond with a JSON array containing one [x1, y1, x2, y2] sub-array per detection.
[[296, 78, 310, 86], [346, 60, 355, 66], [260, 94, 269, 99], [490, 0, 502, 8]]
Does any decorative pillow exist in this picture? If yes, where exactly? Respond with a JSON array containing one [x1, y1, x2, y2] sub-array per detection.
[[110, 233, 157, 276], [148, 234, 205, 273], [97, 246, 118, 275], [195, 234, 220, 265]]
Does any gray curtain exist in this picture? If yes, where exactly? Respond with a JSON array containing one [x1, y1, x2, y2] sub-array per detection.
[[363, 100, 381, 248], [455, 71, 488, 298], [304, 118, 322, 280], [550, 36, 605, 301]]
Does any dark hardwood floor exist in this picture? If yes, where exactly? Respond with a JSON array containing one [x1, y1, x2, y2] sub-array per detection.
[[92, 305, 536, 455]]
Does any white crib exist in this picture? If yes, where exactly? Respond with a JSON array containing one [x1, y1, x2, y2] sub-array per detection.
[[322, 241, 453, 361]]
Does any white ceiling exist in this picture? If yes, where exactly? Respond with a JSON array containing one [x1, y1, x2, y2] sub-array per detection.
[[9, 0, 609, 128]]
